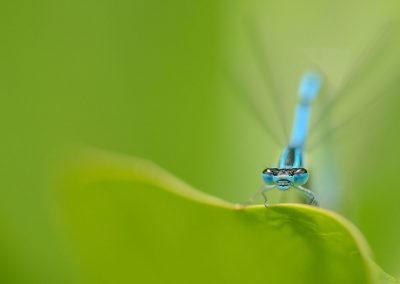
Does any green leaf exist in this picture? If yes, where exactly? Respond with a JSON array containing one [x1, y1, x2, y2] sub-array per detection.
[[54, 148, 397, 284]]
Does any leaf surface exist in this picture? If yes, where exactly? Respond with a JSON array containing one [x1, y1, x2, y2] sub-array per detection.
[[54, 149, 397, 284]]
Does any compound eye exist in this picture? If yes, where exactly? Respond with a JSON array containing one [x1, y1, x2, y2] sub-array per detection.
[[263, 168, 272, 174], [263, 168, 278, 175], [294, 168, 307, 174]]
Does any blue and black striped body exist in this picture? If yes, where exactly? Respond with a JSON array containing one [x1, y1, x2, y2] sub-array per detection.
[[262, 72, 321, 192]]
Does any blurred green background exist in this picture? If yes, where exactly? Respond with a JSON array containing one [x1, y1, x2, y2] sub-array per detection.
[[1, 0, 400, 283]]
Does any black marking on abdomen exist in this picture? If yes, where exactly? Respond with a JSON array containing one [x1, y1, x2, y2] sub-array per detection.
[[284, 147, 296, 167]]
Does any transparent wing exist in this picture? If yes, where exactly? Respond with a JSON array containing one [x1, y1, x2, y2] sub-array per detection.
[[308, 78, 400, 151], [245, 19, 290, 142], [223, 19, 291, 147], [306, 23, 400, 150], [223, 68, 284, 146]]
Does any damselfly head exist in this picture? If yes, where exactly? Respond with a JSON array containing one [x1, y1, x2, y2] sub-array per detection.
[[262, 168, 309, 190]]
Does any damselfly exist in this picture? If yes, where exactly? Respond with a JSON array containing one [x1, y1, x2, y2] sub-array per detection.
[[260, 72, 321, 206], [228, 23, 400, 208]]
